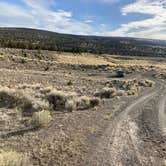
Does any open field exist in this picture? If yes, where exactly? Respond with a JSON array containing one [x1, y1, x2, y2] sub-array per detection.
[[0, 48, 166, 166]]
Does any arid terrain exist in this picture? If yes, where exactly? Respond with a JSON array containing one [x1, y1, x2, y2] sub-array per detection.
[[0, 48, 166, 166]]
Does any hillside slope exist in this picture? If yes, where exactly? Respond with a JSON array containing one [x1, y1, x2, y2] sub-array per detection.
[[0, 28, 166, 57]]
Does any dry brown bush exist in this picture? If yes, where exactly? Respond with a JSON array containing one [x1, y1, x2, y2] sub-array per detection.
[[94, 87, 117, 99], [47, 89, 100, 112], [0, 86, 47, 116], [104, 78, 154, 97], [76, 96, 100, 110], [46, 89, 77, 112]]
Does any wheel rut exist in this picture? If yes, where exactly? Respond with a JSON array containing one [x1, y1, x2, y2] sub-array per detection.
[[82, 82, 166, 166]]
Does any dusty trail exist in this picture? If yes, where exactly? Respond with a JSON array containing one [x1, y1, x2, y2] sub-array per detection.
[[82, 82, 166, 166], [158, 93, 166, 135], [109, 91, 159, 166]]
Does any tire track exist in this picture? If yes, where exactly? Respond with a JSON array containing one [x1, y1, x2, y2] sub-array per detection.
[[158, 93, 166, 135], [83, 90, 158, 166], [109, 91, 158, 166]]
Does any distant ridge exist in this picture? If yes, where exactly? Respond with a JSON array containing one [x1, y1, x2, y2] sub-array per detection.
[[0, 27, 166, 57]]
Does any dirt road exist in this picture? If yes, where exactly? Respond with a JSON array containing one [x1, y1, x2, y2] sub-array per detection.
[[82, 82, 166, 166]]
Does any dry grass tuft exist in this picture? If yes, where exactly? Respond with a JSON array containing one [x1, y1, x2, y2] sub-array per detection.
[[0, 151, 30, 166], [76, 96, 100, 110], [94, 87, 117, 99], [40, 86, 53, 94], [138, 79, 154, 87], [47, 89, 100, 111], [116, 90, 126, 96], [0, 87, 19, 108], [46, 89, 77, 112], [0, 86, 47, 116], [17, 83, 42, 90], [0, 87, 34, 112], [0, 54, 4, 60], [105, 78, 154, 96], [31, 110, 52, 127]]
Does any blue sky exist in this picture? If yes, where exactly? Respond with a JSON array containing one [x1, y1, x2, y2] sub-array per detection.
[[0, 0, 166, 39]]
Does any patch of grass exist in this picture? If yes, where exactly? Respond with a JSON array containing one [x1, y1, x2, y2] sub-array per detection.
[[103, 112, 112, 120], [47, 88, 100, 112], [0, 151, 30, 166], [20, 58, 27, 64], [0, 53, 4, 60], [138, 79, 154, 87], [0, 86, 44, 116], [31, 110, 52, 127], [94, 87, 117, 99], [46, 89, 77, 112], [57, 54, 115, 66], [112, 103, 121, 112], [76, 96, 100, 110], [127, 89, 137, 96], [116, 90, 125, 96], [65, 99, 77, 112], [105, 78, 154, 97], [0, 87, 21, 108]]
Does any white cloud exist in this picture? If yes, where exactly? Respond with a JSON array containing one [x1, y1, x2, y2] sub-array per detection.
[[83, 0, 119, 4], [0, 0, 165, 40], [84, 20, 93, 23], [97, 0, 119, 3], [102, 0, 166, 40], [0, 2, 29, 18], [0, 0, 94, 35]]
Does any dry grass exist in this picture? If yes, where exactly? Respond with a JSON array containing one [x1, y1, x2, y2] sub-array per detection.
[[46, 89, 77, 112], [138, 79, 154, 87], [56, 54, 115, 66], [31, 110, 52, 127], [95, 78, 154, 98], [76, 96, 100, 110], [0, 151, 30, 166], [47, 88, 100, 111], [0, 54, 4, 60], [94, 87, 117, 99], [0, 84, 99, 115], [103, 112, 112, 120], [0, 87, 34, 112], [105, 55, 166, 69], [0, 86, 18, 108], [116, 90, 126, 96], [0, 86, 48, 116], [49, 52, 166, 72]]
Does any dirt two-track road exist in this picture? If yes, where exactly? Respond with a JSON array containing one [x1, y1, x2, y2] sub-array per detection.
[[82, 80, 166, 166]]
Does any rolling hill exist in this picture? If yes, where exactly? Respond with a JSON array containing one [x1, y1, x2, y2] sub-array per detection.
[[0, 27, 166, 57]]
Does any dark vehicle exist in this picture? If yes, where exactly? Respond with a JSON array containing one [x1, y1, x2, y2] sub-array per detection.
[[116, 70, 125, 77]]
